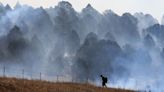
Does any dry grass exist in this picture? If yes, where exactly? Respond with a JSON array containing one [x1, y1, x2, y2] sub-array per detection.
[[0, 77, 136, 92]]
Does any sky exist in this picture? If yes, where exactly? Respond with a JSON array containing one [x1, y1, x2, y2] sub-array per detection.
[[0, 0, 163, 21]]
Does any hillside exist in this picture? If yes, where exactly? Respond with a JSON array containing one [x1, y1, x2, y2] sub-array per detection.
[[0, 77, 136, 92]]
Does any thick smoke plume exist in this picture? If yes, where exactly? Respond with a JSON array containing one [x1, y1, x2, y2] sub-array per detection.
[[0, 1, 164, 91]]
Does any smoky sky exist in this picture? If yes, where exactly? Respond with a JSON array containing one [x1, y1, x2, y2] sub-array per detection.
[[0, 1, 164, 91], [1, 0, 164, 21]]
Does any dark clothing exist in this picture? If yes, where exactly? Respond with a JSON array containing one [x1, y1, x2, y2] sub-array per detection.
[[102, 81, 106, 87], [100, 75, 108, 87]]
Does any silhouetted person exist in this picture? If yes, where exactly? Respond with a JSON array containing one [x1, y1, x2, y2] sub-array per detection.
[[100, 75, 108, 87]]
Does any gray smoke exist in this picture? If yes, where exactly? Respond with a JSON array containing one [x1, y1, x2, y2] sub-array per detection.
[[0, 1, 164, 91]]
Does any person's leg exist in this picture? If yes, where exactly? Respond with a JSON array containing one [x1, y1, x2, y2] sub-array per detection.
[[104, 83, 107, 87], [102, 82, 105, 87]]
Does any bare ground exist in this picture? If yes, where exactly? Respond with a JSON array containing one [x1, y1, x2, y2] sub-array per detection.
[[0, 77, 136, 92]]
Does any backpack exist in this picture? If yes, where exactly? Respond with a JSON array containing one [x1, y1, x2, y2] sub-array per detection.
[[104, 77, 108, 83]]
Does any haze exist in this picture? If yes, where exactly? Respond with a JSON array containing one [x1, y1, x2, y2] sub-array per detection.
[[0, 0, 163, 21]]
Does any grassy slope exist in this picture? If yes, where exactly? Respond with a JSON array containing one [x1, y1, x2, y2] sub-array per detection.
[[0, 77, 136, 92]]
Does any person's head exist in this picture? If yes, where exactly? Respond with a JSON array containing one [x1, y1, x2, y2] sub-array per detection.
[[100, 75, 103, 77]]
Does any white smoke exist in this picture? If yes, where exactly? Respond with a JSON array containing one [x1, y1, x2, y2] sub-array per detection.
[[0, 1, 164, 91]]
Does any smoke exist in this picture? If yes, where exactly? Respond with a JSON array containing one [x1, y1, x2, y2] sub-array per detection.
[[0, 1, 164, 91]]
